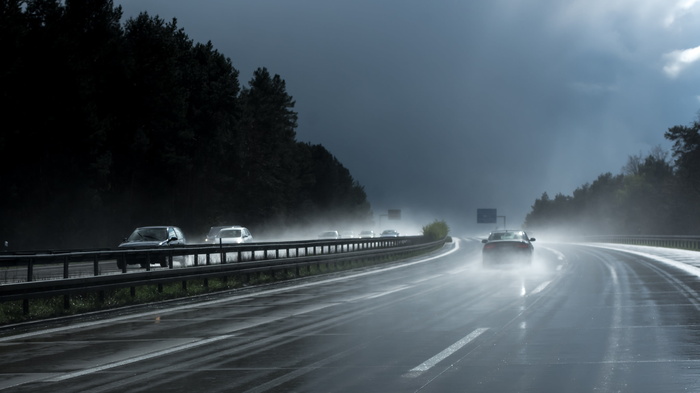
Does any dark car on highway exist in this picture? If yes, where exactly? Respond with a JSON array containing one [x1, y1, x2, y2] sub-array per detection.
[[481, 230, 535, 267], [117, 226, 187, 269], [380, 229, 400, 237]]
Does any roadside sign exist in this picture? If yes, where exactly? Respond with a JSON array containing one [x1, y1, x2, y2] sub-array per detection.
[[477, 208, 497, 224], [388, 209, 401, 220]]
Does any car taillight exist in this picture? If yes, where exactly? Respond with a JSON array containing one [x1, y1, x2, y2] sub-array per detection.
[[484, 244, 496, 249], [515, 243, 529, 248]]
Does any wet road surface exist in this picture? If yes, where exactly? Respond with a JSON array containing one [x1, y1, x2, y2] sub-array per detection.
[[0, 239, 699, 392]]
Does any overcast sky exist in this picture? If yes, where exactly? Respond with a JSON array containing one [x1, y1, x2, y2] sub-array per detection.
[[117, 0, 700, 235]]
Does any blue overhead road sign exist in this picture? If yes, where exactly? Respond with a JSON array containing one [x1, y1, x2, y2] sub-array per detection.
[[477, 208, 497, 224]]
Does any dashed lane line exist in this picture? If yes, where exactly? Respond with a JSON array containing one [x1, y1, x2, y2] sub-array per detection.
[[408, 328, 489, 376]]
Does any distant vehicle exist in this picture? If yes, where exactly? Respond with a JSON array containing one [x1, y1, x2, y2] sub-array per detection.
[[481, 230, 535, 267], [318, 231, 340, 240], [380, 229, 400, 237], [358, 230, 375, 238], [204, 226, 234, 243], [117, 226, 187, 269], [212, 226, 253, 244], [340, 231, 356, 238]]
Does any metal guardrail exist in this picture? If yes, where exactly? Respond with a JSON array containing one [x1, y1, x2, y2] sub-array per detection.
[[582, 235, 700, 251], [0, 236, 445, 314]]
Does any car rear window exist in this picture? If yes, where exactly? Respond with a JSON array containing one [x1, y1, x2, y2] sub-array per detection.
[[219, 229, 242, 238]]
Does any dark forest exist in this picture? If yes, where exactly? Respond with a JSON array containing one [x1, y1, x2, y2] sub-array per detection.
[[0, 0, 372, 249], [524, 126, 700, 236]]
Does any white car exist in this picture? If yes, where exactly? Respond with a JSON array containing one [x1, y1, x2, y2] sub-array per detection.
[[212, 226, 253, 244], [318, 231, 340, 239], [204, 225, 231, 243], [358, 230, 375, 238], [340, 231, 356, 238]]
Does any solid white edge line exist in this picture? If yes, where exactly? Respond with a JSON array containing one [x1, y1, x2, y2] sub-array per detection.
[[583, 243, 700, 279], [409, 327, 489, 373]]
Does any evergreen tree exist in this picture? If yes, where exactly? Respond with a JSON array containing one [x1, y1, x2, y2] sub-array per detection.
[[237, 67, 299, 223]]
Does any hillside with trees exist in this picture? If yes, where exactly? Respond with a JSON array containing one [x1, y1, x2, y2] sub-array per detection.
[[0, 0, 372, 249], [525, 121, 700, 237]]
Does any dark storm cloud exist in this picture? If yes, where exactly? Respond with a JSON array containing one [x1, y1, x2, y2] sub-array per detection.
[[117, 0, 700, 234]]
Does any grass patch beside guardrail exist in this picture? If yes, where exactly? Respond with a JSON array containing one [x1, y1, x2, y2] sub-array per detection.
[[0, 277, 246, 325]]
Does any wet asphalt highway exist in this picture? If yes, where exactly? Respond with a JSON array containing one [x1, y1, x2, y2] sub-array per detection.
[[1, 238, 700, 392]]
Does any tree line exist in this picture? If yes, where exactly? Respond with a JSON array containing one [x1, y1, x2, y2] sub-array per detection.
[[0, 0, 372, 250], [524, 122, 700, 236]]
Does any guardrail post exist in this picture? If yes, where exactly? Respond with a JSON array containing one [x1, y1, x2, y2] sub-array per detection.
[[63, 256, 69, 279], [27, 258, 34, 282]]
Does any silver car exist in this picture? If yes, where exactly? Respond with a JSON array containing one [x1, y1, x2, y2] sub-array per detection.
[[204, 225, 232, 243], [212, 226, 253, 244], [318, 231, 340, 239], [358, 230, 375, 238]]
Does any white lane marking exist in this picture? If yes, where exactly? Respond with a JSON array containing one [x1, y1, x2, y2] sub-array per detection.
[[530, 280, 552, 295], [46, 334, 234, 382], [409, 328, 489, 374], [363, 285, 410, 300], [413, 274, 444, 283], [0, 240, 462, 343], [541, 246, 566, 261], [447, 267, 469, 275], [344, 285, 411, 302]]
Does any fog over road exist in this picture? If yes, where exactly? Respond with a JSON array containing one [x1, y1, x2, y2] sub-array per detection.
[[1, 239, 700, 392]]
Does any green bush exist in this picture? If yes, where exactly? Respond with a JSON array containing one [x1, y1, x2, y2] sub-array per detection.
[[422, 220, 450, 241]]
